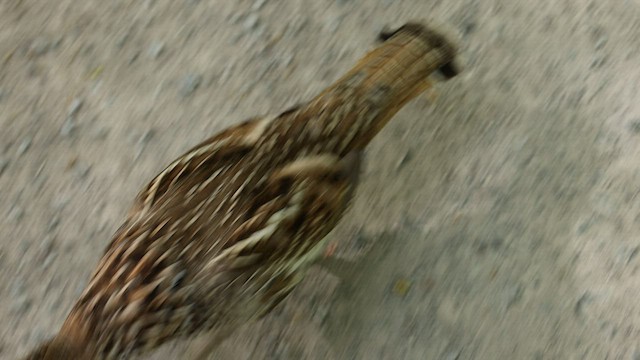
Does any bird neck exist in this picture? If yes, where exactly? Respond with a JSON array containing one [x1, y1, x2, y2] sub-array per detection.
[[22, 335, 89, 360], [56, 316, 94, 358], [308, 24, 457, 153]]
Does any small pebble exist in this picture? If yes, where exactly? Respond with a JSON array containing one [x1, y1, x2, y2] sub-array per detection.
[[47, 217, 60, 231], [591, 26, 608, 50], [42, 253, 55, 270], [392, 278, 412, 297], [628, 119, 640, 134], [463, 20, 477, 36], [60, 117, 76, 137], [148, 41, 166, 59], [74, 162, 91, 179], [243, 14, 260, 31], [396, 150, 413, 170], [139, 128, 156, 145], [0, 158, 8, 176], [28, 38, 51, 57], [590, 55, 607, 69], [34, 161, 46, 179], [288, 18, 308, 34], [68, 98, 83, 117], [90, 126, 110, 140], [116, 31, 132, 48], [628, 247, 640, 264], [41, 235, 55, 254], [16, 137, 32, 156], [18, 239, 30, 255], [281, 53, 294, 67], [8, 206, 24, 222], [228, 13, 242, 24], [594, 35, 607, 50], [443, 350, 461, 360], [12, 294, 31, 315], [574, 292, 593, 316], [128, 51, 140, 64], [50, 195, 71, 211], [11, 281, 25, 297], [135, 129, 156, 159], [505, 284, 524, 309], [179, 74, 203, 97], [219, 63, 235, 84], [312, 304, 329, 324], [88, 65, 104, 80], [352, 231, 370, 250], [251, 0, 267, 10]]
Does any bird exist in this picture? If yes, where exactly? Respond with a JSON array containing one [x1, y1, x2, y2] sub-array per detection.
[[22, 21, 460, 359]]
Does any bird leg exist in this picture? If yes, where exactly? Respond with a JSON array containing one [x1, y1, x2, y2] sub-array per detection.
[[323, 241, 338, 258]]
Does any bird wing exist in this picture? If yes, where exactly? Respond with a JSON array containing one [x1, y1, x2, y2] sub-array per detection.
[[195, 152, 361, 315], [129, 116, 272, 217]]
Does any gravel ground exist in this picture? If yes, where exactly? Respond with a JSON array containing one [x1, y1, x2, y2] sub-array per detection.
[[2, 0, 640, 359]]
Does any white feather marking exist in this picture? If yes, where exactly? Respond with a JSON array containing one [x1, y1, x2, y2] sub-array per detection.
[[220, 211, 233, 226], [196, 168, 224, 192], [170, 164, 189, 186], [111, 263, 129, 283], [212, 199, 226, 216], [185, 184, 199, 198], [150, 219, 170, 237], [121, 231, 149, 259], [117, 298, 143, 323], [184, 211, 202, 229], [267, 203, 300, 225], [242, 116, 274, 145], [276, 154, 339, 177], [203, 222, 278, 271], [231, 182, 247, 201], [179, 242, 194, 257], [104, 291, 121, 313], [146, 162, 178, 201], [182, 139, 230, 163]]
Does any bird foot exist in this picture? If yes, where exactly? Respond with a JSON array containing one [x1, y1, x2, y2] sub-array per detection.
[[323, 241, 338, 258]]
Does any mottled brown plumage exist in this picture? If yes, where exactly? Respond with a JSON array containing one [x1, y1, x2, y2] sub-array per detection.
[[24, 21, 460, 359]]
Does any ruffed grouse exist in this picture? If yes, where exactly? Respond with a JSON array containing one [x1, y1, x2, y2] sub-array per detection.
[[23, 21, 460, 359]]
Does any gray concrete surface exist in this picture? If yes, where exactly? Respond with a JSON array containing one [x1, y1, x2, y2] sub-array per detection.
[[1, 0, 640, 358]]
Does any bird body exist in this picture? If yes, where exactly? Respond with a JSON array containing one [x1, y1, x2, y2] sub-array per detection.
[[24, 22, 460, 359]]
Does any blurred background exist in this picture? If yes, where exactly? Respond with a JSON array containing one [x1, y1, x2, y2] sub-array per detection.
[[2, 0, 640, 358]]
